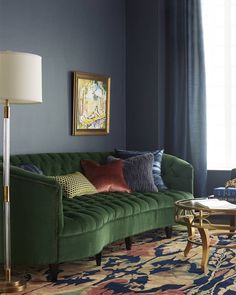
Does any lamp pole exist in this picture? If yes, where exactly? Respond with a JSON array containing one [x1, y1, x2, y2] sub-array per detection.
[[0, 100, 26, 292], [0, 51, 42, 293], [3, 99, 11, 282]]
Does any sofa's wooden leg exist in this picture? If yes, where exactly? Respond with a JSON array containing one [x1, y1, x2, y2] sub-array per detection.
[[125, 237, 132, 250], [165, 226, 172, 239], [48, 264, 59, 282], [96, 251, 102, 266]]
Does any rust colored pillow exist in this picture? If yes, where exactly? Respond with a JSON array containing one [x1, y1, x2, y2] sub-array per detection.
[[81, 159, 130, 193]]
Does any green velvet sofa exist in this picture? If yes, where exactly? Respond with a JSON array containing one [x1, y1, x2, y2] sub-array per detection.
[[0, 152, 193, 281]]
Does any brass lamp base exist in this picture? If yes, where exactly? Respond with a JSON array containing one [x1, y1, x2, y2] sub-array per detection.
[[0, 275, 27, 293]]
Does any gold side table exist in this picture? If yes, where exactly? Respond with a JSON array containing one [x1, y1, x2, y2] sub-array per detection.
[[175, 198, 236, 273]]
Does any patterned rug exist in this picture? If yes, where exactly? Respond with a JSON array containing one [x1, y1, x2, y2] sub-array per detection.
[[8, 227, 236, 295]]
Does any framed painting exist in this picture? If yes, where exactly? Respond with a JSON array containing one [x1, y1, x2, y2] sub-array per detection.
[[72, 71, 111, 135]]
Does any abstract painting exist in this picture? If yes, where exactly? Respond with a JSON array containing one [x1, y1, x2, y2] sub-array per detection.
[[72, 71, 110, 135]]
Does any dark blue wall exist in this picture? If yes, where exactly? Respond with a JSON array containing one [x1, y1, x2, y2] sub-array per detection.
[[0, 0, 126, 154], [126, 0, 159, 151], [0, 0, 231, 194]]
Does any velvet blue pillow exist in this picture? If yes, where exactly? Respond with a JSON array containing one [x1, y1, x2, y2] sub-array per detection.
[[115, 149, 167, 190], [19, 163, 43, 175]]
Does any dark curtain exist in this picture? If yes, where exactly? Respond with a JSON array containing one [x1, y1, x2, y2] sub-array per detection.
[[156, 0, 207, 196]]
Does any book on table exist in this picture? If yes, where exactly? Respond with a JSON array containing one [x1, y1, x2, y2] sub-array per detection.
[[214, 187, 236, 198], [190, 198, 236, 209]]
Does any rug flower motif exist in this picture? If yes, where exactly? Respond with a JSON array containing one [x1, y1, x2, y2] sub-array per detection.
[[11, 228, 236, 295]]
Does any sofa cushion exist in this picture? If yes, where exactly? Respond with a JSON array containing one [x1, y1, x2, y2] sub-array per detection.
[[50, 172, 97, 198], [61, 190, 193, 237], [81, 159, 130, 193], [115, 149, 167, 190], [108, 153, 158, 192]]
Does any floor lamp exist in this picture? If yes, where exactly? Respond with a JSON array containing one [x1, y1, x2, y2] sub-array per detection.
[[0, 51, 42, 293]]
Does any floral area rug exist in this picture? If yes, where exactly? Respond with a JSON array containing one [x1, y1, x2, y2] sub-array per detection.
[[8, 227, 236, 295]]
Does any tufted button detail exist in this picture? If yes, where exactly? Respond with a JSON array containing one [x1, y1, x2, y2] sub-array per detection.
[[61, 190, 192, 237], [9, 152, 112, 176]]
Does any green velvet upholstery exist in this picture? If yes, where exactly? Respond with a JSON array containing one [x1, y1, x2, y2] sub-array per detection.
[[0, 152, 193, 265]]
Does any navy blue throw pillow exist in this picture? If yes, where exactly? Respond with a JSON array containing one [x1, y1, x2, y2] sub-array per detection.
[[19, 163, 43, 175], [115, 149, 167, 190]]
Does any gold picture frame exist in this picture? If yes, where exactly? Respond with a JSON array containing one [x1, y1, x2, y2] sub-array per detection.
[[72, 71, 111, 135]]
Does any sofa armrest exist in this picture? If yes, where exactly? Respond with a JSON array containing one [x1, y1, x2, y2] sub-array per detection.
[[162, 154, 194, 194], [0, 165, 63, 264]]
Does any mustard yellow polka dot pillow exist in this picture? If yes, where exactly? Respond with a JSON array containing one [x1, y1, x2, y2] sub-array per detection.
[[50, 172, 97, 198]]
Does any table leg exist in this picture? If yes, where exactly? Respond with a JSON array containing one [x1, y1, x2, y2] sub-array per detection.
[[198, 227, 210, 273], [230, 215, 236, 233], [184, 218, 195, 257]]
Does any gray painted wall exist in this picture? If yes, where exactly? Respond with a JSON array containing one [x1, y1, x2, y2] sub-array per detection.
[[0, 0, 232, 194], [126, 0, 159, 151], [0, 0, 126, 154]]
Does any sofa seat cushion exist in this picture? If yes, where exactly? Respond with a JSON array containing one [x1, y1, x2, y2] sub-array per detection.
[[61, 190, 192, 237]]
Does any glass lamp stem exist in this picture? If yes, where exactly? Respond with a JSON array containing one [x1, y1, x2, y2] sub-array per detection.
[[0, 99, 26, 292], [3, 99, 11, 281]]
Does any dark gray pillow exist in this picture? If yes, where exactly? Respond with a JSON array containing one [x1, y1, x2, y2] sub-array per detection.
[[115, 148, 167, 190], [108, 153, 158, 192]]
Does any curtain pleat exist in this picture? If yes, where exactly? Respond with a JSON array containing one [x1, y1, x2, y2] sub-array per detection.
[[157, 0, 207, 196]]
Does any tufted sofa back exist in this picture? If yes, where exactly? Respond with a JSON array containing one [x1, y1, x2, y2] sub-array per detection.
[[9, 152, 112, 176], [3, 151, 192, 193]]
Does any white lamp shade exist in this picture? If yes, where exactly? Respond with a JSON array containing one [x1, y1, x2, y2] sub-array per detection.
[[0, 51, 42, 104]]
